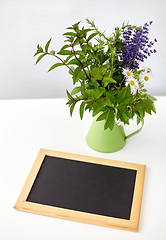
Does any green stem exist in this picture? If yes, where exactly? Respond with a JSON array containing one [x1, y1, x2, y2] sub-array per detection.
[[107, 42, 114, 78], [119, 78, 125, 89], [71, 44, 90, 80], [45, 51, 82, 83], [45, 52, 74, 73]]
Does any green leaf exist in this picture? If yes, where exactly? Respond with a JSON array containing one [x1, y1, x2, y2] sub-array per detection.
[[135, 100, 145, 110], [73, 67, 82, 84], [63, 32, 76, 36], [78, 70, 86, 80], [86, 89, 95, 98], [137, 109, 145, 119], [137, 115, 141, 125], [117, 108, 129, 124], [92, 106, 107, 117], [72, 21, 81, 30], [104, 97, 114, 107], [89, 70, 102, 80], [34, 52, 39, 57], [34, 46, 43, 56], [94, 87, 105, 99], [126, 83, 131, 97], [47, 63, 64, 72], [103, 77, 117, 87], [35, 53, 46, 64], [59, 44, 71, 52], [147, 94, 157, 101], [75, 51, 86, 57], [81, 45, 89, 54], [115, 39, 123, 49], [45, 38, 52, 52], [70, 102, 76, 116], [57, 50, 72, 55], [106, 91, 116, 105], [69, 66, 75, 75], [68, 59, 80, 65], [81, 80, 86, 96], [64, 55, 74, 63], [66, 90, 74, 100], [78, 95, 85, 100], [116, 86, 128, 103], [96, 110, 108, 122], [141, 98, 156, 114], [144, 98, 153, 108], [50, 50, 55, 55], [35, 46, 43, 55], [103, 77, 117, 83], [79, 102, 85, 119], [151, 103, 156, 113], [71, 86, 81, 95], [104, 109, 115, 130], [87, 32, 98, 42], [73, 38, 80, 46], [112, 73, 122, 82], [119, 96, 132, 105], [81, 29, 93, 36], [103, 82, 109, 87]]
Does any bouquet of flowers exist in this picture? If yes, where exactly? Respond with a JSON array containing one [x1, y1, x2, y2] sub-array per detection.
[[34, 19, 157, 130]]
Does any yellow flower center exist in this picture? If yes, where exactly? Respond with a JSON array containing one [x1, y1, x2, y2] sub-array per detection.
[[127, 71, 131, 76], [144, 76, 149, 81], [130, 80, 135, 86], [147, 68, 152, 72]]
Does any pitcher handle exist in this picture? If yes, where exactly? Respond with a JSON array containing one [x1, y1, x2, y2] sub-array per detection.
[[125, 119, 144, 140]]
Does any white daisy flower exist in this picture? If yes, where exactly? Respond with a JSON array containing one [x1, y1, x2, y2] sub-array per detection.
[[125, 77, 140, 95], [122, 68, 134, 78], [139, 71, 152, 86], [142, 66, 152, 74], [147, 67, 152, 73]]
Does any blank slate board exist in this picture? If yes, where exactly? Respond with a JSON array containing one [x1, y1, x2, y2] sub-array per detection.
[[14, 149, 146, 232]]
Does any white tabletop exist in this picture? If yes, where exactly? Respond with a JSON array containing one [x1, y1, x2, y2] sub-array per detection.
[[0, 97, 166, 240]]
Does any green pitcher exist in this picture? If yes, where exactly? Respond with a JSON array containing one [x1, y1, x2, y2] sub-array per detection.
[[86, 115, 144, 153]]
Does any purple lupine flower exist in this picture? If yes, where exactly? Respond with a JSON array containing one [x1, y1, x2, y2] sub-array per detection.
[[120, 21, 157, 69], [150, 41, 154, 45]]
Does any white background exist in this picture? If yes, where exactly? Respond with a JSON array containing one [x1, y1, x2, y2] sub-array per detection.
[[0, 0, 166, 99]]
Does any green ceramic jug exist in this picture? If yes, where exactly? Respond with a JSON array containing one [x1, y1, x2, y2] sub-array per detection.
[[86, 115, 144, 153]]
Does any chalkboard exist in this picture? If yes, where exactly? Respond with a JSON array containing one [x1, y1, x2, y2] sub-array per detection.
[[14, 149, 146, 232]]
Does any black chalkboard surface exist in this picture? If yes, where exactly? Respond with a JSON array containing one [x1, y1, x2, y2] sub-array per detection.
[[14, 149, 146, 232], [27, 155, 136, 220]]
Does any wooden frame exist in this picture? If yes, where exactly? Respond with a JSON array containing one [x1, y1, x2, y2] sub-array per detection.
[[14, 149, 146, 232]]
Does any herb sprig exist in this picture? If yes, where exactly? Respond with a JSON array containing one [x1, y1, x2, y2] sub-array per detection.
[[34, 19, 157, 130]]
